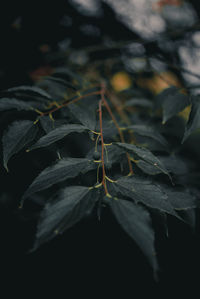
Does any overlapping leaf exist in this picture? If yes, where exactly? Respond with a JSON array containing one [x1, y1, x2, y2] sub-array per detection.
[[0, 98, 35, 112], [135, 159, 163, 175], [115, 142, 170, 177], [182, 98, 200, 143], [161, 187, 197, 210], [113, 177, 177, 216], [2, 120, 38, 170], [155, 86, 190, 123], [29, 124, 89, 150], [125, 124, 168, 147], [4, 85, 52, 100], [109, 198, 159, 277], [22, 158, 95, 200], [69, 103, 96, 130], [33, 186, 98, 249], [39, 116, 67, 133]]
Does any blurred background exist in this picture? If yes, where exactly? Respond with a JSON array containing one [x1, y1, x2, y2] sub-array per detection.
[[1, 0, 200, 91]]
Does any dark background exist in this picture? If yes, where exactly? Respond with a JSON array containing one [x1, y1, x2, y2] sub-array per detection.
[[0, 0, 200, 296]]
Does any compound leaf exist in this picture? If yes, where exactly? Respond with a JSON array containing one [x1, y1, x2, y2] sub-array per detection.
[[2, 120, 38, 170], [109, 198, 159, 277]]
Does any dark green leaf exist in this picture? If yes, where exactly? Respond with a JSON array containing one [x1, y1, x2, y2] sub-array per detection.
[[44, 76, 78, 90], [22, 158, 95, 200], [2, 120, 38, 170], [109, 198, 159, 276], [115, 142, 170, 177], [159, 155, 188, 175], [155, 87, 190, 123], [29, 124, 89, 150], [114, 177, 177, 216], [39, 116, 67, 133], [182, 98, 200, 143], [69, 103, 96, 130], [52, 67, 84, 87], [0, 98, 34, 112], [125, 98, 153, 108], [33, 186, 98, 249], [4, 85, 52, 100], [136, 160, 163, 175], [163, 189, 196, 210], [126, 125, 168, 147]]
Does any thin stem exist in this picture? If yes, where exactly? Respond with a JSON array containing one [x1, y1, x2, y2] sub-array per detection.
[[101, 87, 133, 175], [39, 90, 101, 116], [98, 99, 108, 195]]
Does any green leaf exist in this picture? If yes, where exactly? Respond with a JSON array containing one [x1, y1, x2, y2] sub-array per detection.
[[33, 186, 98, 249], [136, 160, 163, 175], [39, 116, 67, 133], [125, 98, 153, 108], [52, 67, 84, 88], [182, 98, 200, 143], [126, 124, 168, 147], [2, 120, 38, 171], [155, 87, 190, 123], [29, 124, 89, 150], [0, 98, 35, 112], [162, 189, 196, 210], [22, 158, 95, 200], [115, 142, 170, 177], [109, 198, 159, 277], [159, 155, 188, 175], [114, 177, 177, 216], [4, 85, 52, 100], [69, 103, 96, 130], [43, 76, 78, 91]]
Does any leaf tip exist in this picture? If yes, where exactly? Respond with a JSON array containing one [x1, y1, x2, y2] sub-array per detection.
[[4, 163, 9, 172]]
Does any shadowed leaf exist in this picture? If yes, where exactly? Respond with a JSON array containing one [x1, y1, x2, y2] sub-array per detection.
[[155, 87, 190, 123], [0, 98, 35, 112], [115, 142, 170, 178], [114, 177, 177, 216], [22, 158, 95, 200], [2, 120, 38, 170], [109, 198, 159, 278], [182, 98, 200, 143], [29, 124, 89, 150], [33, 186, 98, 249], [126, 124, 168, 147]]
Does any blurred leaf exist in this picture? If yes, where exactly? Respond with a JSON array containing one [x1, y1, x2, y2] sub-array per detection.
[[155, 87, 190, 123]]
